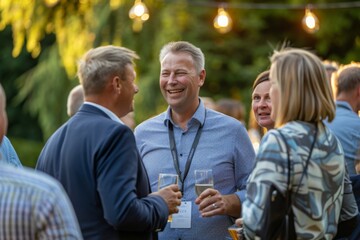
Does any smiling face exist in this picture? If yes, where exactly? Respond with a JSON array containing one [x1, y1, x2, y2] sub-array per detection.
[[160, 52, 205, 114], [252, 80, 274, 130]]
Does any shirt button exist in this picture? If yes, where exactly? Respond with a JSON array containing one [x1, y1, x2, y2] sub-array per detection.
[[180, 154, 183, 157]]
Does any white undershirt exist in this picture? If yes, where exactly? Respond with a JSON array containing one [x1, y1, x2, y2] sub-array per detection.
[[83, 102, 124, 125]]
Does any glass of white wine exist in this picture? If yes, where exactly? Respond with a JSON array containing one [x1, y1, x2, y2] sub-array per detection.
[[194, 169, 214, 196], [158, 173, 179, 222]]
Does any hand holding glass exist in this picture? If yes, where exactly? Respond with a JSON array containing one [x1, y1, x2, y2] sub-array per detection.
[[228, 224, 243, 240], [194, 169, 214, 196], [158, 173, 179, 222]]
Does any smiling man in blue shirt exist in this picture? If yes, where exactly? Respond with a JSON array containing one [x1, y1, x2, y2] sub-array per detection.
[[135, 41, 256, 240]]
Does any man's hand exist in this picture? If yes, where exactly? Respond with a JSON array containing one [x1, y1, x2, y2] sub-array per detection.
[[194, 188, 241, 218], [152, 184, 182, 214]]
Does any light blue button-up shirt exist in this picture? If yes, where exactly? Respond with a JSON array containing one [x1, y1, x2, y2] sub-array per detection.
[[325, 101, 360, 176], [135, 99, 255, 240], [0, 136, 22, 167]]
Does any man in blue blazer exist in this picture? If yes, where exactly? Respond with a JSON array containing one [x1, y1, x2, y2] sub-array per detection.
[[36, 45, 182, 240]]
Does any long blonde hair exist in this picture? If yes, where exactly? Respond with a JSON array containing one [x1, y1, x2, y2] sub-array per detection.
[[270, 48, 335, 127]]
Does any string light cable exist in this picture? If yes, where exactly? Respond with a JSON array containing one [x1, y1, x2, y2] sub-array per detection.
[[158, 1, 360, 34], [162, 1, 360, 10]]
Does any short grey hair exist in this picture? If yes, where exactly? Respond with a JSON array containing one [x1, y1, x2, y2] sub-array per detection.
[[335, 63, 360, 95], [159, 41, 205, 74], [77, 45, 139, 95]]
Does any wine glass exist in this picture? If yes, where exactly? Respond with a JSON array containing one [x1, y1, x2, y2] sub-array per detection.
[[158, 173, 178, 222], [194, 169, 214, 196]]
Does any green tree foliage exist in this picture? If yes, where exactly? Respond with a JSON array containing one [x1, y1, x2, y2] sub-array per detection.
[[1, 0, 360, 145], [0, 0, 101, 76], [15, 45, 73, 138], [0, 26, 44, 167]]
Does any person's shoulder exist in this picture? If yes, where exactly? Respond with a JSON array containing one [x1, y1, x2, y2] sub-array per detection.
[[1, 135, 11, 144], [280, 121, 310, 134], [74, 108, 130, 131], [206, 109, 245, 128], [0, 164, 63, 194], [0, 136, 13, 152], [255, 130, 284, 164], [48, 119, 71, 137], [277, 121, 326, 149], [335, 101, 359, 116], [75, 104, 115, 123], [261, 129, 281, 144], [336, 100, 352, 109], [100, 121, 134, 142], [263, 123, 302, 145], [135, 112, 166, 132]]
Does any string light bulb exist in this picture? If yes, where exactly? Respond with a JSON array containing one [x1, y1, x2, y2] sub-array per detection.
[[302, 6, 319, 33], [129, 0, 149, 32], [213, 7, 232, 34], [129, 0, 149, 21]]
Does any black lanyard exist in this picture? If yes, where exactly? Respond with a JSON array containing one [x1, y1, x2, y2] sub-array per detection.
[[168, 120, 203, 194]]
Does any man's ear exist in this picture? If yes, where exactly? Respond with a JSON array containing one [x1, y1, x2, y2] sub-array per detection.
[[198, 69, 206, 87], [112, 76, 122, 94]]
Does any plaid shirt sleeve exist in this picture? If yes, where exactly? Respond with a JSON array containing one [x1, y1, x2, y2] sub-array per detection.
[[0, 165, 83, 240]]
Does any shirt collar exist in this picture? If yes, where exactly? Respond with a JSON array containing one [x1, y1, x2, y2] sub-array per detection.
[[84, 102, 124, 124], [336, 100, 353, 112], [163, 98, 206, 128]]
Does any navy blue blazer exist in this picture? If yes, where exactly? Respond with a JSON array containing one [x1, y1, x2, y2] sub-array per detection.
[[36, 104, 168, 240]]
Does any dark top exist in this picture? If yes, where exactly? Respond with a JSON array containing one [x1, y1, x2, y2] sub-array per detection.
[[36, 104, 168, 240]]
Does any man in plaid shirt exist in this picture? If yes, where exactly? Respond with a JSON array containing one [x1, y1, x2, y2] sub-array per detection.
[[0, 83, 82, 240]]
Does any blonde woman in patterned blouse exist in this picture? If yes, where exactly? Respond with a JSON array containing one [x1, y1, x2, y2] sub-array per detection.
[[239, 47, 348, 239]]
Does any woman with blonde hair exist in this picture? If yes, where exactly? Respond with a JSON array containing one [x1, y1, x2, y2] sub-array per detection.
[[239, 47, 348, 239]]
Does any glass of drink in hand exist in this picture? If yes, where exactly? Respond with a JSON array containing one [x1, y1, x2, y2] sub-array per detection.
[[194, 169, 214, 196], [158, 173, 179, 222], [228, 224, 243, 240]]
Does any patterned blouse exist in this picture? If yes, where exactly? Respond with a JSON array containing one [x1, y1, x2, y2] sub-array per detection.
[[242, 121, 345, 239]]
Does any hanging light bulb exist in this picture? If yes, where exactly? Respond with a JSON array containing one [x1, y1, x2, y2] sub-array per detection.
[[213, 7, 232, 34], [302, 6, 319, 33], [129, 0, 149, 22], [44, 0, 60, 7], [129, 0, 149, 32]]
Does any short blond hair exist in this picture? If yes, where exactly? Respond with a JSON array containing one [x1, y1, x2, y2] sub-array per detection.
[[270, 48, 335, 127], [77, 45, 139, 96]]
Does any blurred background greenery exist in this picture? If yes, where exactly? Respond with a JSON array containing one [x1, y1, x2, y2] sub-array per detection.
[[0, 0, 359, 168]]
